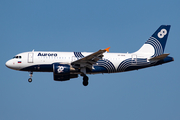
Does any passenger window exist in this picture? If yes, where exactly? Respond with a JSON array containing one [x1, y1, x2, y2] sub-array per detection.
[[19, 56, 22, 59]]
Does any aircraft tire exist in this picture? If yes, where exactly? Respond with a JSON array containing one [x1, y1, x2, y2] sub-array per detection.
[[83, 81, 88, 86], [28, 78, 32, 83], [83, 76, 89, 86]]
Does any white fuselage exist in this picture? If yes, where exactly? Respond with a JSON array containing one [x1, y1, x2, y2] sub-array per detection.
[[6, 51, 151, 73]]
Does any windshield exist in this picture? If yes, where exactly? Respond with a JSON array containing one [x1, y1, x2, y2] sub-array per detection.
[[13, 56, 22, 59]]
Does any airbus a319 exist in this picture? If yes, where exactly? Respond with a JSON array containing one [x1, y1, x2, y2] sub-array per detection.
[[6, 25, 174, 86]]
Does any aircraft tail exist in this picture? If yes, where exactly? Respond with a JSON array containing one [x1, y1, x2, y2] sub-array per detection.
[[135, 25, 171, 57]]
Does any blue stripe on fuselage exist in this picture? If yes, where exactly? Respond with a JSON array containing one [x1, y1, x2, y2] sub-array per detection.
[[20, 64, 53, 72]]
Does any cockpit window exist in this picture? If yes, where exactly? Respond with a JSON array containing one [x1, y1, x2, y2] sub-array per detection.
[[13, 56, 22, 59]]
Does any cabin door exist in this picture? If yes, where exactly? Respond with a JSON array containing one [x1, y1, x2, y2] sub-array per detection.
[[28, 53, 34, 63]]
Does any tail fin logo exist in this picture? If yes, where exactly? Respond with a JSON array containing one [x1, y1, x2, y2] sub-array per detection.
[[158, 29, 167, 38]]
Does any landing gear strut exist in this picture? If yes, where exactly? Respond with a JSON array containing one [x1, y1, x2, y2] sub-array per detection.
[[28, 71, 33, 83], [83, 75, 89, 86], [80, 67, 89, 86]]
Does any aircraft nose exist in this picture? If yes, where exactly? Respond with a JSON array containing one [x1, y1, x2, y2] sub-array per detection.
[[5, 60, 11, 68], [5, 59, 21, 70]]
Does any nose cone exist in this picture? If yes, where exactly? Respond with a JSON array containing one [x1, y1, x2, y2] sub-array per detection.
[[5, 59, 18, 70], [5, 59, 22, 70], [5, 60, 12, 68]]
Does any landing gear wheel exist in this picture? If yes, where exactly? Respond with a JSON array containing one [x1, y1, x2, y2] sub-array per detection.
[[28, 78, 32, 83], [83, 76, 89, 86], [83, 80, 88, 86]]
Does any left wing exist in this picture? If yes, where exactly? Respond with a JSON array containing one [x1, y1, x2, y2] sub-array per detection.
[[71, 47, 110, 69]]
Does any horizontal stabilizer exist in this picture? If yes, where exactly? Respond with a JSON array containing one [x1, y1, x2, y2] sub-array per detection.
[[149, 53, 170, 61]]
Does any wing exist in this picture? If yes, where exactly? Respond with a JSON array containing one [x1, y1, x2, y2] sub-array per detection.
[[71, 47, 110, 69]]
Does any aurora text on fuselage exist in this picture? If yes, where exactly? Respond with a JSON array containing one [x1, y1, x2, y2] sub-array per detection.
[[38, 53, 57, 57]]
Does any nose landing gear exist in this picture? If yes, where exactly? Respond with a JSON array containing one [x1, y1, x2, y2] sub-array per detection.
[[28, 71, 33, 83]]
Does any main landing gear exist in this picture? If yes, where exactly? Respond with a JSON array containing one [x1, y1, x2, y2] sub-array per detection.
[[28, 71, 33, 83], [80, 67, 89, 86], [83, 75, 89, 86]]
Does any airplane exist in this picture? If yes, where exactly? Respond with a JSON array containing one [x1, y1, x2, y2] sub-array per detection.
[[5, 25, 174, 86]]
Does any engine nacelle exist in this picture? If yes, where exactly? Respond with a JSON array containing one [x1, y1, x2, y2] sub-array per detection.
[[53, 63, 78, 81], [53, 63, 70, 75]]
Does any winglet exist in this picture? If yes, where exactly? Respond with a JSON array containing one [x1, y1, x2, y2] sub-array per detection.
[[105, 47, 110, 52]]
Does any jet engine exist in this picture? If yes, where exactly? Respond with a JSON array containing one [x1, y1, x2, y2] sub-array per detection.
[[53, 63, 78, 81]]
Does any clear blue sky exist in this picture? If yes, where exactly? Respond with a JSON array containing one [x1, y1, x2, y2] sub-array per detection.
[[1, 0, 180, 120]]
